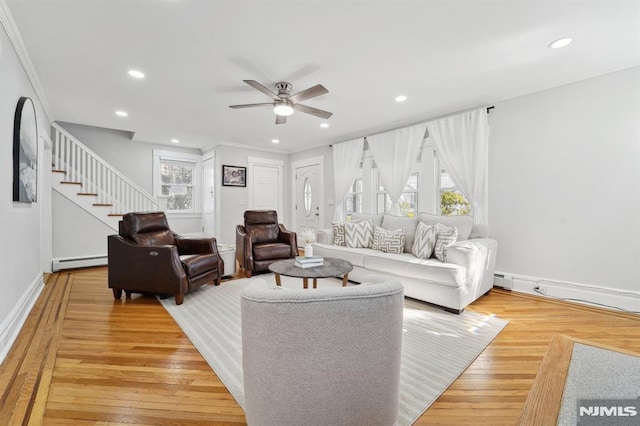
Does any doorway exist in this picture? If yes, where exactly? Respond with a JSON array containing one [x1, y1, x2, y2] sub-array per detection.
[[292, 156, 324, 236]]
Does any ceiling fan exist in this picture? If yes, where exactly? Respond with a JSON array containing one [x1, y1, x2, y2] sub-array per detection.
[[229, 80, 332, 125]]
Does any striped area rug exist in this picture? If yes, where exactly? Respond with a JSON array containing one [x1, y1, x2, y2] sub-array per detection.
[[160, 275, 508, 425]]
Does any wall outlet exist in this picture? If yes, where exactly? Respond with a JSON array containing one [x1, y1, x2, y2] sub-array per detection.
[[534, 285, 547, 294]]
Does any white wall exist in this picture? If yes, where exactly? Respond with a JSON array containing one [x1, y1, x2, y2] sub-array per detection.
[[0, 21, 50, 361], [214, 145, 290, 244], [489, 66, 640, 297]]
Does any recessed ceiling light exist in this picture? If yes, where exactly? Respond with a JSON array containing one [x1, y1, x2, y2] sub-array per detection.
[[171, 139, 180, 144], [128, 69, 145, 79], [271, 139, 280, 144], [549, 37, 573, 49], [320, 123, 329, 128], [115, 110, 128, 117], [395, 95, 407, 103]]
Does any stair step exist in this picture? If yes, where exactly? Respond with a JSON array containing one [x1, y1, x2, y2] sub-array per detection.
[[52, 169, 66, 174], [108, 213, 125, 217], [60, 181, 82, 186], [77, 192, 98, 196], [93, 203, 113, 207]]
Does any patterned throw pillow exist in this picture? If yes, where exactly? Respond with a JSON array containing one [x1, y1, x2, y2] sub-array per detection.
[[433, 223, 458, 262], [412, 222, 437, 259], [345, 220, 374, 248], [332, 222, 346, 246], [371, 227, 406, 254]]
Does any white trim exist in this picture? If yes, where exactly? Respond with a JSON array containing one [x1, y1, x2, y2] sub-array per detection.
[[247, 157, 285, 218], [494, 270, 640, 313], [0, 273, 44, 364], [206, 140, 289, 155], [290, 155, 325, 232], [0, 0, 54, 123]]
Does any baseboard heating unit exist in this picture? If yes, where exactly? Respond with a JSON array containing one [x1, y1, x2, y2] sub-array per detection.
[[52, 255, 108, 271]]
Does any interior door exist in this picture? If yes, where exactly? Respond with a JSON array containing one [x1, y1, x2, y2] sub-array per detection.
[[295, 164, 320, 236], [202, 156, 215, 234], [251, 164, 281, 217]]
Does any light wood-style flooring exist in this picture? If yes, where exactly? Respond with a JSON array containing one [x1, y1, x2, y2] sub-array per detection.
[[1, 267, 638, 425]]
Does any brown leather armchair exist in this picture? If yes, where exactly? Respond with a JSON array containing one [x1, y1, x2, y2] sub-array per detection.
[[108, 212, 223, 305], [236, 210, 297, 278]]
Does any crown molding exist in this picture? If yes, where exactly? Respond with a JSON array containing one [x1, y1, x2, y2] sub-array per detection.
[[0, 0, 54, 123]]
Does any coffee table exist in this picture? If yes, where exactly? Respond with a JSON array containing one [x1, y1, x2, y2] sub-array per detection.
[[268, 257, 353, 289]]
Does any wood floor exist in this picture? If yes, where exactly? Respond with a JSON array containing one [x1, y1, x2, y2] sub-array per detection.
[[1, 267, 638, 425]]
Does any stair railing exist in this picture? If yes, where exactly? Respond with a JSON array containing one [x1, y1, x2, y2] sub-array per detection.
[[51, 123, 159, 213]]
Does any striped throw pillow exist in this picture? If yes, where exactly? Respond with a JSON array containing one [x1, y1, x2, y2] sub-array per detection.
[[372, 227, 405, 254], [433, 223, 458, 262], [345, 220, 374, 248], [412, 222, 437, 259]]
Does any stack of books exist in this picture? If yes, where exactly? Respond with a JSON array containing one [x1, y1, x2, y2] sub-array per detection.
[[294, 256, 324, 268]]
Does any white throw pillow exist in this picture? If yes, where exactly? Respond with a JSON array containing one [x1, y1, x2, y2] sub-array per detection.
[[332, 222, 346, 246], [345, 220, 374, 248], [412, 222, 437, 259], [418, 212, 472, 241], [350, 212, 384, 228], [433, 223, 458, 262], [371, 227, 405, 254]]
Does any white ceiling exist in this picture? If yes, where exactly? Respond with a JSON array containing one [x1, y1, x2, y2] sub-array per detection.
[[6, 0, 640, 153]]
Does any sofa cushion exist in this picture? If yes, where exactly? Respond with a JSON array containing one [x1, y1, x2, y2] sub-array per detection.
[[180, 254, 217, 277], [253, 242, 292, 261], [350, 213, 384, 228], [332, 222, 346, 246], [418, 212, 473, 241], [371, 227, 405, 254], [345, 220, 374, 248], [434, 223, 458, 262], [312, 243, 369, 267], [412, 222, 437, 259], [381, 215, 418, 253], [362, 250, 464, 288]]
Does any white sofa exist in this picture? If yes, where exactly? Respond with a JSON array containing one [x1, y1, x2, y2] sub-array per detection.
[[314, 212, 498, 313]]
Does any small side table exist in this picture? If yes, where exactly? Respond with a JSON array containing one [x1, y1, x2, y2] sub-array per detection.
[[217, 244, 236, 277]]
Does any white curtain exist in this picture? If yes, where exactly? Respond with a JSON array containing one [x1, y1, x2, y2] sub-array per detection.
[[426, 108, 489, 226], [332, 137, 365, 222], [367, 123, 427, 215]]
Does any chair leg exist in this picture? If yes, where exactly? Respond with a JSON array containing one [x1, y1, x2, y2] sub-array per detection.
[[215, 275, 221, 286], [175, 293, 184, 305], [125, 291, 132, 298], [112, 288, 122, 299], [244, 269, 252, 278]]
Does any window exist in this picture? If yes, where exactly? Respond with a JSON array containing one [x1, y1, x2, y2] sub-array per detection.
[[376, 172, 419, 217], [161, 159, 195, 211], [343, 178, 363, 220], [153, 150, 202, 214], [439, 168, 471, 216]]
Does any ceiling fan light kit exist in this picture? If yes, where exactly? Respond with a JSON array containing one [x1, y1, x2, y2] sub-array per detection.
[[230, 79, 333, 125]]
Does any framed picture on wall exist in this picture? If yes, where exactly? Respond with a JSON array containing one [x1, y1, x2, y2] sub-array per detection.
[[13, 97, 38, 203], [222, 165, 246, 187]]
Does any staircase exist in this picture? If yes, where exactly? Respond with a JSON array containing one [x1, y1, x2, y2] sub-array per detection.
[[51, 123, 159, 231]]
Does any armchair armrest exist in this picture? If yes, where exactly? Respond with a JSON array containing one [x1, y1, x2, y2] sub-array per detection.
[[175, 236, 219, 256], [108, 235, 187, 295], [317, 228, 333, 245], [278, 224, 298, 258], [445, 238, 498, 295], [236, 225, 253, 270]]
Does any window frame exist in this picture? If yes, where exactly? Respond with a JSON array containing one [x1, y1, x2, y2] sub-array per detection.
[[153, 150, 202, 216]]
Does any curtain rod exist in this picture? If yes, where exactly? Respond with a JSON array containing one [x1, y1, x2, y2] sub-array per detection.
[[329, 105, 494, 147]]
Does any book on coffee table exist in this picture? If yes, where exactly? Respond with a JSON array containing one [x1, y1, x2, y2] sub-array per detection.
[[294, 256, 324, 268]]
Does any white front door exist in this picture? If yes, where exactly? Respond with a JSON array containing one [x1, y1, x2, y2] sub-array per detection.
[[295, 164, 320, 236], [251, 164, 281, 217], [202, 156, 215, 234]]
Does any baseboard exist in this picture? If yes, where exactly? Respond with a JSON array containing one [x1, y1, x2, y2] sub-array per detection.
[[494, 271, 639, 313], [52, 254, 108, 271], [0, 273, 44, 364]]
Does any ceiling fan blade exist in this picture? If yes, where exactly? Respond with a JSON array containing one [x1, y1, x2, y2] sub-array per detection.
[[288, 84, 329, 103], [229, 103, 274, 109], [276, 115, 287, 125], [243, 80, 281, 101], [294, 103, 333, 119]]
